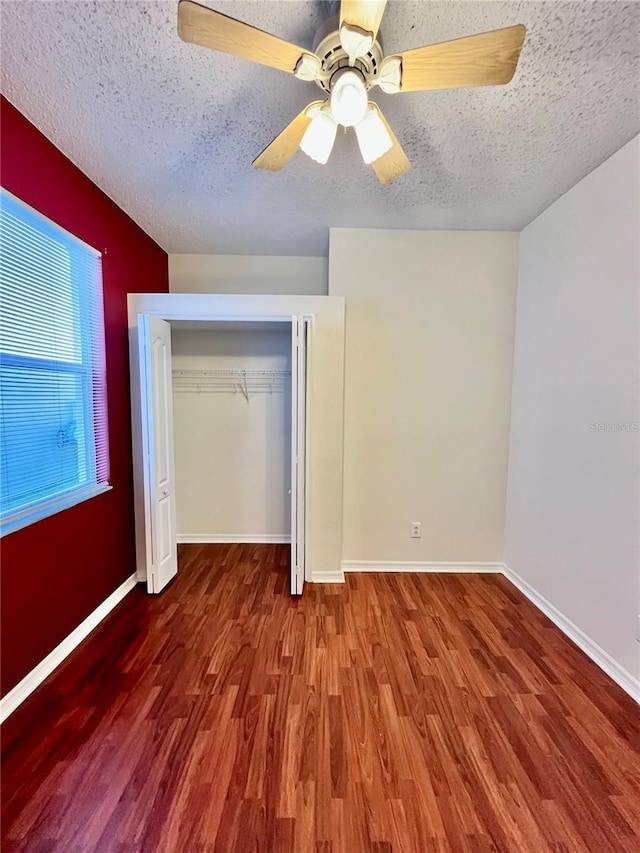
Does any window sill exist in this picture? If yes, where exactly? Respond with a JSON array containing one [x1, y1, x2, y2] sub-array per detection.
[[1, 483, 113, 537]]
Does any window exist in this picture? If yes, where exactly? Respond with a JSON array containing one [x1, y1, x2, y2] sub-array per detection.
[[0, 190, 110, 535]]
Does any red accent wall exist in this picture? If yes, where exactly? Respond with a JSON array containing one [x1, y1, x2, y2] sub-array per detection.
[[0, 97, 169, 697]]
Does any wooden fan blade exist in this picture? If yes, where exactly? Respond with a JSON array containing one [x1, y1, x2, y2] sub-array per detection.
[[340, 1, 387, 42], [253, 102, 325, 171], [397, 24, 526, 92], [369, 104, 411, 185], [178, 0, 312, 74]]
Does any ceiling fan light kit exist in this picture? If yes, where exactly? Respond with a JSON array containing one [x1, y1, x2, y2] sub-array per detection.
[[355, 106, 392, 164], [330, 68, 368, 127], [300, 108, 338, 165], [177, 0, 526, 183]]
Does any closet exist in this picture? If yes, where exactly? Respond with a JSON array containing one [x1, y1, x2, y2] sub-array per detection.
[[128, 292, 345, 593], [171, 321, 292, 546], [134, 312, 308, 598]]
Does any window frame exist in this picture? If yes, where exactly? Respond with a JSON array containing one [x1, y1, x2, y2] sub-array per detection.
[[0, 190, 112, 536]]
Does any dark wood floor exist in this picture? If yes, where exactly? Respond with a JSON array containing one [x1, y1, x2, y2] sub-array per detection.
[[2, 545, 639, 852]]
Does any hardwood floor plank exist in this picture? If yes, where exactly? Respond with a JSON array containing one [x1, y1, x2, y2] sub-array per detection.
[[2, 544, 639, 852]]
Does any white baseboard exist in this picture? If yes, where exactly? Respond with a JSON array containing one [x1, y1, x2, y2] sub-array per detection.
[[342, 560, 502, 574], [0, 573, 138, 724], [177, 533, 291, 544], [502, 564, 640, 704], [311, 570, 345, 583]]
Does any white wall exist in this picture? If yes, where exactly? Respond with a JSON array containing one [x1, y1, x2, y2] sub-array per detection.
[[329, 229, 519, 565], [504, 136, 640, 685], [170, 254, 327, 295], [172, 328, 291, 540]]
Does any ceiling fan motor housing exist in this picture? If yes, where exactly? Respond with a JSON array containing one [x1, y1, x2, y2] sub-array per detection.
[[312, 14, 384, 93]]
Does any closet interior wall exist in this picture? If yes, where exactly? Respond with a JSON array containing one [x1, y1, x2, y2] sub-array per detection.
[[171, 324, 292, 543]]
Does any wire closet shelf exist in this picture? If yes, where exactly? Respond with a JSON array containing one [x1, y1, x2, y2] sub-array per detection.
[[172, 368, 291, 401]]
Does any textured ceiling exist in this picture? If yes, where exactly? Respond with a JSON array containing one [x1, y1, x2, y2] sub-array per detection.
[[1, 1, 639, 255]]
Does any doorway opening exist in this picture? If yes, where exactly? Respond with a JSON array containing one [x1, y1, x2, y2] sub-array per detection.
[[172, 319, 292, 549], [135, 314, 309, 597]]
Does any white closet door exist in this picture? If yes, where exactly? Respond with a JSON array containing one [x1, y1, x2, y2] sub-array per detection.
[[290, 317, 308, 595], [139, 314, 177, 594]]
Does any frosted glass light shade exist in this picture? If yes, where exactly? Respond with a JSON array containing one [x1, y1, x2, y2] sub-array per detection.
[[355, 108, 393, 164], [330, 70, 368, 127], [300, 111, 338, 165]]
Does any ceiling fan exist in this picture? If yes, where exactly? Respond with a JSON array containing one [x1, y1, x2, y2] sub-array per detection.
[[177, 0, 526, 184]]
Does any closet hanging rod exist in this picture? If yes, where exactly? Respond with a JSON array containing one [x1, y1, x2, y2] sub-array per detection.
[[172, 368, 291, 378], [172, 367, 291, 400]]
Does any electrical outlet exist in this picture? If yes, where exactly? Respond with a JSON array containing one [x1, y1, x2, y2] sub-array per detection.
[[411, 522, 421, 538]]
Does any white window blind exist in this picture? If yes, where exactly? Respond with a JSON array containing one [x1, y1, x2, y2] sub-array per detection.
[[0, 190, 110, 535]]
